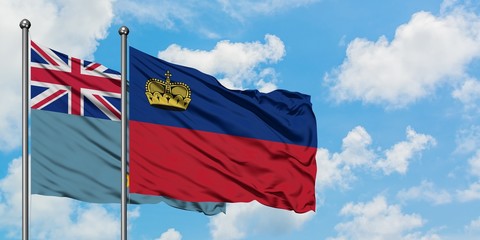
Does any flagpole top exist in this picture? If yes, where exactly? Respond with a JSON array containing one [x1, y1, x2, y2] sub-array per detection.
[[119, 26, 129, 36], [19, 19, 31, 29]]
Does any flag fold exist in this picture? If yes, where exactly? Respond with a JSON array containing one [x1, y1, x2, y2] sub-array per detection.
[[129, 47, 317, 213]]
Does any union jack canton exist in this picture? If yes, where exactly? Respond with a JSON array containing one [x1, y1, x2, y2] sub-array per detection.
[[31, 41, 121, 121]]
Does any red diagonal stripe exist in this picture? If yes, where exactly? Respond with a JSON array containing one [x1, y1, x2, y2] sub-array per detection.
[[32, 89, 67, 109], [86, 63, 101, 71], [31, 41, 60, 66], [93, 94, 121, 119]]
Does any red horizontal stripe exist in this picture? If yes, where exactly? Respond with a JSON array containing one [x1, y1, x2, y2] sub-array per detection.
[[31, 67, 121, 93], [129, 120, 317, 213]]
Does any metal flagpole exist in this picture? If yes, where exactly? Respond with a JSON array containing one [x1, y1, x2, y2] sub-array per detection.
[[20, 18, 31, 240], [119, 25, 129, 240]]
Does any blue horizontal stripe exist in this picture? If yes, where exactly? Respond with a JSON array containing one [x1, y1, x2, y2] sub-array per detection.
[[129, 47, 317, 147]]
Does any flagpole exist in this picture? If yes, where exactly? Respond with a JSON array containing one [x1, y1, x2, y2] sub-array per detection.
[[20, 18, 31, 240], [119, 25, 129, 240]]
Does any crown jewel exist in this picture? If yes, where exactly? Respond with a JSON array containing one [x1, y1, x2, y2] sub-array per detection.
[[145, 71, 191, 110]]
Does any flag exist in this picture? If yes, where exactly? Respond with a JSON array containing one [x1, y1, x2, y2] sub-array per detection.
[[129, 47, 317, 213], [30, 41, 225, 215]]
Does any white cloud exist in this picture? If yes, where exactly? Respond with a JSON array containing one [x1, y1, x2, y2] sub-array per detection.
[[326, 7, 480, 108], [457, 182, 480, 202], [0, 158, 23, 232], [115, 0, 194, 29], [465, 216, 480, 233], [440, 0, 459, 13], [158, 34, 285, 92], [0, 158, 120, 239], [316, 126, 375, 190], [403, 232, 442, 240], [434, 216, 480, 240], [328, 196, 432, 240], [396, 180, 452, 205], [0, 0, 115, 151], [127, 206, 141, 232], [455, 125, 480, 154], [468, 150, 480, 178], [33, 203, 119, 240], [217, 0, 319, 21], [128, 206, 140, 219], [6, 0, 115, 58], [116, 0, 319, 38], [155, 228, 182, 240], [452, 78, 480, 112], [209, 201, 314, 240], [315, 148, 353, 191], [375, 127, 436, 175], [316, 126, 436, 191], [456, 148, 480, 202], [339, 126, 376, 167]]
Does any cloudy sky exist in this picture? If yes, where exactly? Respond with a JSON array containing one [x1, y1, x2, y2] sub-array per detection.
[[1, 0, 480, 239]]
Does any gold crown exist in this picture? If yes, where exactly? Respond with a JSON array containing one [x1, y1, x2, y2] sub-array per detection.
[[145, 71, 191, 110]]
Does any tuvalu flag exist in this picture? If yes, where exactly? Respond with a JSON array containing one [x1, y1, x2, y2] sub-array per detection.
[[129, 47, 317, 213], [30, 41, 225, 215]]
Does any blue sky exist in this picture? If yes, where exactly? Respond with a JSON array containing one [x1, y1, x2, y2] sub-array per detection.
[[1, 0, 480, 239]]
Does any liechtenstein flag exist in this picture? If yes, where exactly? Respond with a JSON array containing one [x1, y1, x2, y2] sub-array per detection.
[[129, 47, 318, 213]]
